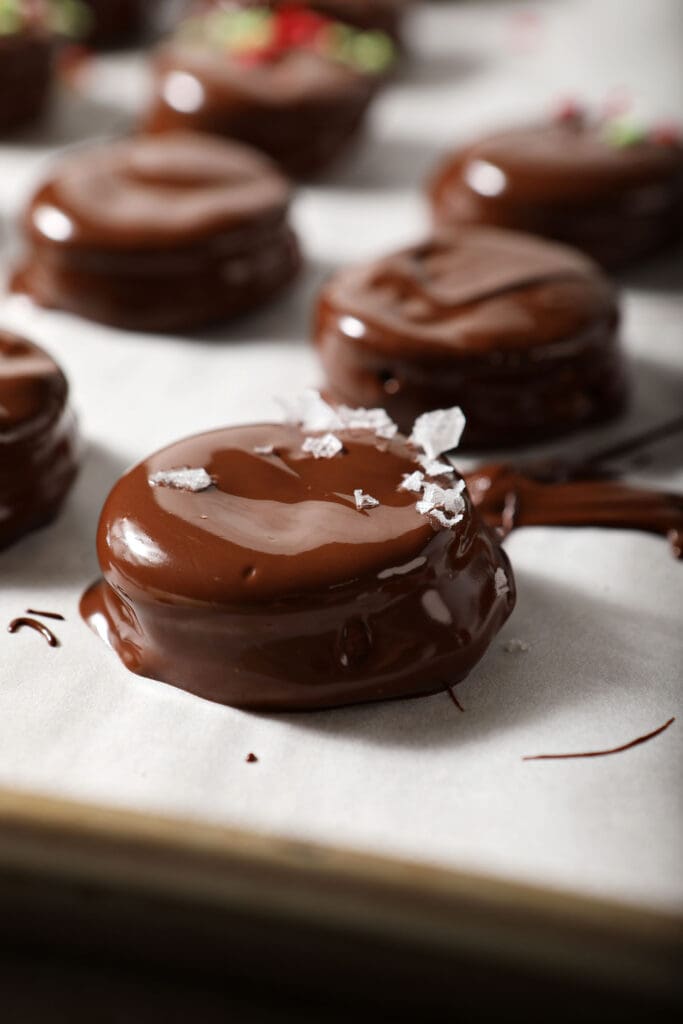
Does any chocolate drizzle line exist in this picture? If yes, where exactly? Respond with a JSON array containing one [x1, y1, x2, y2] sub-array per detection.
[[8, 617, 59, 647], [446, 686, 465, 712], [25, 609, 65, 621], [523, 717, 675, 761]]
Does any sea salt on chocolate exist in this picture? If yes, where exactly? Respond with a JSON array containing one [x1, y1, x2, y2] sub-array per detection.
[[254, 443, 275, 455], [302, 433, 343, 459], [399, 471, 425, 493], [410, 407, 466, 460], [495, 567, 510, 597], [149, 467, 213, 491], [354, 489, 380, 510]]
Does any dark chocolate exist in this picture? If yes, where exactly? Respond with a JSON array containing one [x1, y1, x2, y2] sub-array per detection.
[[80, 421, 514, 711], [523, 717, 675, 761], [13, 132, 301, 331], [465, 462, 683, 557], [0, 330, 78, 550], [80, 0, 151, 48], [429, 119, 683, 268], [142, 10, 386, 177], [0, 32, 53, 135], [315, 228, 626, 448], [8, 617, 59, 647], [25, 608, 65, 620]]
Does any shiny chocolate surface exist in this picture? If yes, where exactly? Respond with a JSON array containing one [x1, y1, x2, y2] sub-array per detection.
[[13, 132, 301, 331], [315, 228, 625, 447], [0, 330, 78, 550], [81, 422, 514, 710], [429, 120, 683, 268]]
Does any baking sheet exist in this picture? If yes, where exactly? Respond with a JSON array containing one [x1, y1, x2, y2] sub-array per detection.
[[0, 0, 681, 914]]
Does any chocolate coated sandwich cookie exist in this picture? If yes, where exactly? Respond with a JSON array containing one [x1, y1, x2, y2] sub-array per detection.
[[314, 228, 626, 448], [81, 396, 514, 710], [13, 132, 301, 332], [0, 330, 78, 550], [143, 4, 396, 177], [429, 109, 683, 269]]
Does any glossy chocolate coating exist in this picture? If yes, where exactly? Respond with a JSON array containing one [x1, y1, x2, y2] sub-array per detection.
[[13, 132, 300, 331], [81, 422, 514, 710], [465, 462, 683, 558], [0, 33, 53, 135], [143, 42, 378, 178], [429, 121, 683, 269], [0, 330, 78, 550], [315, 228, 626, 448]]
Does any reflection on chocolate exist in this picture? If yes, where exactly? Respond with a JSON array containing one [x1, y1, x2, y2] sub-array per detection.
[[13, 132, 301, 331], [7, 617, 59, 647], [0, 33, 53, 135], [142, 9, 388, 178], [429, 119, 683, 268], [80, 421, 514, 710], [315, 228, 626, 448], [465, 461, 683, 558], [0, 330, 78, 551]]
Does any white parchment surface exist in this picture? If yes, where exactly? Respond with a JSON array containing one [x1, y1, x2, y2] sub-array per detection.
[[0, 1, 681, 912]]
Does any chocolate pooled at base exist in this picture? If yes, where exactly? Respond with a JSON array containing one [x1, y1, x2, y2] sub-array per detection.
[[12, 132, 301, 332], [81, 412, 514, 711], [0, 330, 79, 551], [315, 228, 626, 448]]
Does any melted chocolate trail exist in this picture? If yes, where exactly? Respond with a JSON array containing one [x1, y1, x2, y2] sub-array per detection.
[[26, 608, 65, 621], [523, 717, 675, 761], [8, 617, 59, 647], [466, 461, 683, 557], [446, 686, 465, 712]]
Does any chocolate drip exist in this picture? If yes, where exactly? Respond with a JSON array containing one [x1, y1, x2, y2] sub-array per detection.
[[523, 717, 675, 761], [26, 609, 65, 621], [465, 462, 683, 557], [8, 617, 59, 647]]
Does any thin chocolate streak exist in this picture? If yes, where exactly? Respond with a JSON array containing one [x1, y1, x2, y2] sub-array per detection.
[[8, 617, 59, 647], [26, 609, 65, 621], [446, 686, 465, 712], [523, 717, 675, 761]]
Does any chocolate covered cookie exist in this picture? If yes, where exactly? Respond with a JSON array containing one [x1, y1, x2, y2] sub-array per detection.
[[13, 132, 301, 332], [0, 330, 78, 550], [314, 228, 626, 448], [81, 397, 514, 710], [429, 109, 683, 268], [143, 4, 396, 177]]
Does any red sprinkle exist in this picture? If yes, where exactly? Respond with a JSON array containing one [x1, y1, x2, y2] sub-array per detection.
[[649, 122, 681, 146], [553, 98, 585, 126]]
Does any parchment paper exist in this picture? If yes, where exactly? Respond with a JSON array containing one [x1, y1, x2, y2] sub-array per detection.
[[0, 0, 681, 913]]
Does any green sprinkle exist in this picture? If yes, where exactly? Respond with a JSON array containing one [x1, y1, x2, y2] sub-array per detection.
[[0, 0, 21, 35], [604, 117, 646, 148], [348, 31, 395, 74]]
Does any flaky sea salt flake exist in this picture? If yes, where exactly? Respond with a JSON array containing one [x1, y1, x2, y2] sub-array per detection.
[[416, 453, 455, 477], [495, 567, 510, 597], [504, 638, 530, 653], [410, 407, 466, 459], [399, 471, 424, 493], [149, 467, 213, 492], [338, 404, 398, 439], [253, 443, 274, 455], [354, 489, 380, 511], [302, 433, 343, 459], [279, 389, 342, 432]]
